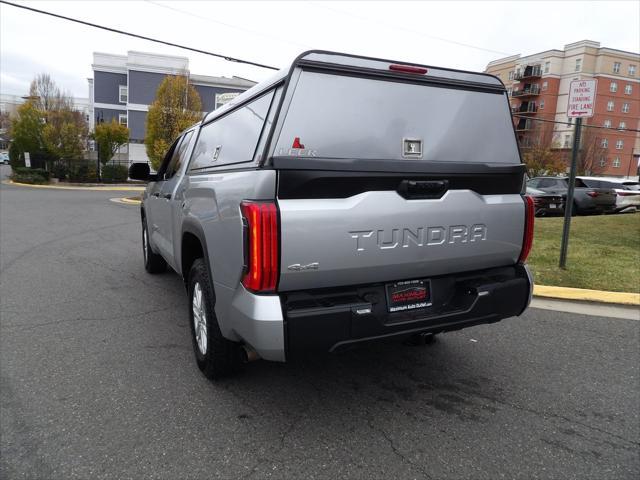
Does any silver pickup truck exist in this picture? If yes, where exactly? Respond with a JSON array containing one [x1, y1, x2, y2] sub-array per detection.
[[130, 51, 534, 379]]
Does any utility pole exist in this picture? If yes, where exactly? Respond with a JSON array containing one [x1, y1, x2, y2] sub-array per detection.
[[559, 117, 582, 269]]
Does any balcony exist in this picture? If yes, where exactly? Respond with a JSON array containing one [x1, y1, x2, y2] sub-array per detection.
[[516, 119, 533, 131], [512, 84, 540, 97], [516, 102, 538, 114], [514, 65, 542, 81]]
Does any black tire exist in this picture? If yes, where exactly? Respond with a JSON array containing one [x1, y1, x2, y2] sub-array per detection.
[[188, 258, 241, 379], [571, 201, 579, 217], [142, 216, 166, 273]]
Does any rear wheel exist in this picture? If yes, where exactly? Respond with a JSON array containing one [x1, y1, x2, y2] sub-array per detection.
[[571, 201, 580, 216], [188, 259, 241, 379], [142, 216, 166, 273]]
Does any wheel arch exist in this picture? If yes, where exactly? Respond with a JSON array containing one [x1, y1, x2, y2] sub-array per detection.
[[181, 220, 212, 289]]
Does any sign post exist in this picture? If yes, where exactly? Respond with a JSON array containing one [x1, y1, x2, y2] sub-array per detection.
[[559, 79, 597, 269]]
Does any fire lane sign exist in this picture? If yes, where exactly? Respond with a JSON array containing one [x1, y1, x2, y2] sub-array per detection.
[[567, 79, 597, 118]]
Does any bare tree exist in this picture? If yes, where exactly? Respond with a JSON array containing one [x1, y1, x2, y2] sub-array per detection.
[[29, 73, 64, 112], [520, 120, 563, 177], [576, 123, 607, 176]]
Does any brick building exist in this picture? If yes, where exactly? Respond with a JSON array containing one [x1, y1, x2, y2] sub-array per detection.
[[486, 40, 639, 177]]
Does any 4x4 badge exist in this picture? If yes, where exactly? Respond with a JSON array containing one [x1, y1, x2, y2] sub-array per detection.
[[287, 262, 319, 271]]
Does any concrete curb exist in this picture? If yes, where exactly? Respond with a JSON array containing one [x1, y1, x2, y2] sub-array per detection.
[[533, 285, 640, 306], [3, 180, 145, 192]]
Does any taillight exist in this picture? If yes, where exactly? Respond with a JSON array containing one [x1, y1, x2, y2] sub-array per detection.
[[389, 64, 428, 75], [587, 191, 599, 198], [240, 201, 279, 293], [518, 195, 535, 263]]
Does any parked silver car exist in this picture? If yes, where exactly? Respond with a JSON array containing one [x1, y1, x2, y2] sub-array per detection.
[[578, 176, 640, 213], [527, 176, 616, 215], [130, 51, 534, 379]]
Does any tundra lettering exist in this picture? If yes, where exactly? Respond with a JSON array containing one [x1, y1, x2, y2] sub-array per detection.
[[349, 224, 488, 251]]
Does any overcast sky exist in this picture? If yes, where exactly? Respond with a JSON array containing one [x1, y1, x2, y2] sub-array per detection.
[[1, 0, 639, 99]]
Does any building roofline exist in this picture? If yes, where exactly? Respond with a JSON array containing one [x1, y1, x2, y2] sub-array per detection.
[[486, 54, 520, 68]]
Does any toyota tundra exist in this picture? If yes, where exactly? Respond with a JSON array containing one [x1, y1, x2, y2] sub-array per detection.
[[129, 51, 534, 379]]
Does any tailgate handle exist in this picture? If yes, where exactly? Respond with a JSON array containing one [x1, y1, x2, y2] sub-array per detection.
[[398, 180, 449, 199]]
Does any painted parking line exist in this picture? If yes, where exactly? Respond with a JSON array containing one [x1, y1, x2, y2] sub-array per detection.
[[110, 197, 142, 205]]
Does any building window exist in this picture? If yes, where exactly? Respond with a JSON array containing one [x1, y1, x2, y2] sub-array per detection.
[[607, 100, 615, 111], [610, 81, 618, 92], [619, 122, 626, 130], [575, 58, 582, 72], [542, 81, 548, 91], [214, 92, 240, 109], [119, 85, 128, 103], [613, 62, 621, 74], [604, 119, 612, 128], [599, 157, 607, 167], [544, 61, 550, 73], [118, 114, 127, 127], [539, 100, 545, 109], [564, 134, 571, 148], [601, 138, 608, 148], [622, 103, 630, 113], [615, 139, 624, 150], [629, 65, 636, 76], [567, 117, 573, 125], [625, 84, 633, 95], [508, 71, 514, 80], [613, 157, 621, 168]]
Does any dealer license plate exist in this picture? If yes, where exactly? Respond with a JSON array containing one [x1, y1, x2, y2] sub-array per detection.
[[385, 279, 432, 313]]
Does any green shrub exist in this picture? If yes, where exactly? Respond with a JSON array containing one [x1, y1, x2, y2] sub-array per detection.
[[101, 164, 128, 183], [68, 161, 97, 182], [13, 167, 50, 180], [11, 167, 49, 185], [52, 162, 68, 180], [8, 143, 23, 168]]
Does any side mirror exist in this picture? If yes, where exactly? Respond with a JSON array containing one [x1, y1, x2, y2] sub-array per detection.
[[129, 162, 156, 182]]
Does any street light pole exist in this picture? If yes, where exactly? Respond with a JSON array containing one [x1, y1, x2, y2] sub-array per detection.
[[559, 117, 582, 269]]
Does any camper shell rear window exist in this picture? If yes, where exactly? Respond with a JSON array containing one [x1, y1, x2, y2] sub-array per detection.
[[274, 71, 520, 165]]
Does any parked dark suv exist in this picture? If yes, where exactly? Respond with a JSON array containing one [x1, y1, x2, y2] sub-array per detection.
[[527, 176, 616, 215]]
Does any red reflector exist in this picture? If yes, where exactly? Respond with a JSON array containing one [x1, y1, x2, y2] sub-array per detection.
[[587, 191, 599, 198], [389, 64, 428, 75], [518, 195, 535, 264], [240, 201, 279, 293]]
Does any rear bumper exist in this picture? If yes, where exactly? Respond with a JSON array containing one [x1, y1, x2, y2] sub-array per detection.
[[282, 264, 532, 358]]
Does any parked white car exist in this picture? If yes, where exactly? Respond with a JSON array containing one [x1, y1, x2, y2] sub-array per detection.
[[578, 176, 640, 212], [0, 152, 9, 164]]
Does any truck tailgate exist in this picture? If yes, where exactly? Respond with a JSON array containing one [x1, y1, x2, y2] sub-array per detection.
[[277, 190, 525, 291]]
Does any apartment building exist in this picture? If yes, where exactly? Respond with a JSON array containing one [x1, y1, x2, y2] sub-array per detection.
[[89, 51, 256, 164], [486, 40, 639, 177]]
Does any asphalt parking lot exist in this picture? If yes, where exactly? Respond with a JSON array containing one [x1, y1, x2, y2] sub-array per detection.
[[1, 166, 639, 480]]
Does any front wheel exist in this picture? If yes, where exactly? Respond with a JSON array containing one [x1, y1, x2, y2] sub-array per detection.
[[142, 216, 166, 274], [188, 259, 242, 379]]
